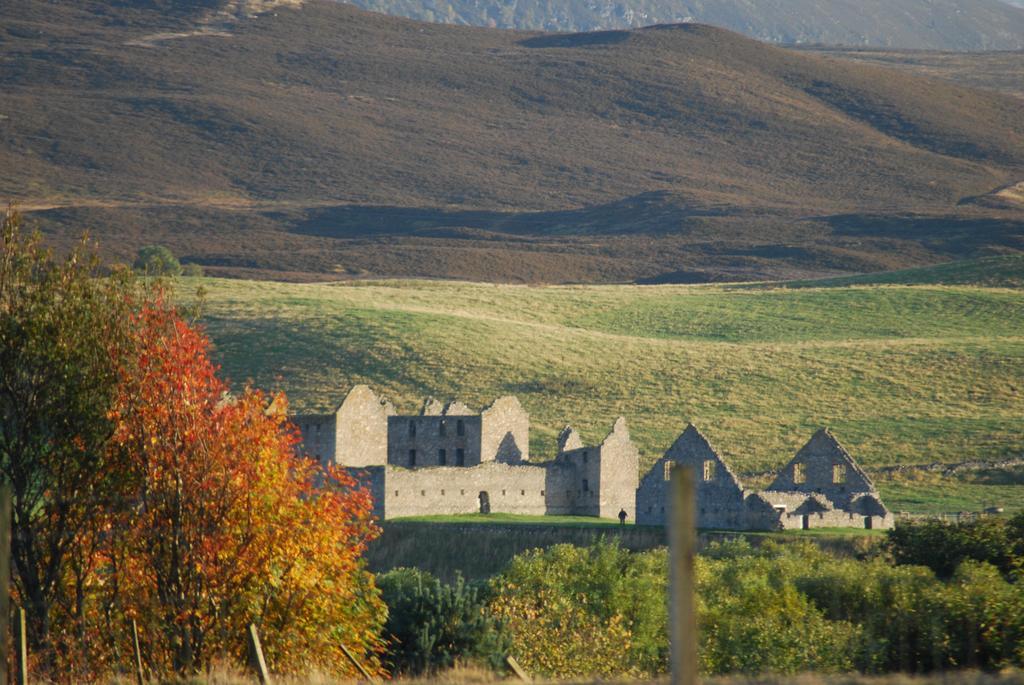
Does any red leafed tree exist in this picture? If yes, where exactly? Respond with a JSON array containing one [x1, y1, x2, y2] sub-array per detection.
[[103, 298, 385, 676]]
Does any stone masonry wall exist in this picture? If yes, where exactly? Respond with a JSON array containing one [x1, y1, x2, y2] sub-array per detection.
[[558, 442, 602, 516], [387, 415, 483, 467], [342, 465, 387, 520], [767, 428, 879, 508], [334, 385, 393, 466], [383, 462, 575, 518], [480, 396, 530, 463], [597, 418, 639, 520], [293, 414, 335, 463], [636, 424, 747, 529]]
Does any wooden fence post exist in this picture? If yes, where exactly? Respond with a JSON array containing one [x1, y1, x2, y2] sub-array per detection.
[[15, 608, 26, 685], [505, 655, 531, 682], [246, 624, 270, 685], [339, 643, 375, 682], [130, 619, 145, 685], [669, 466, 698, 685], [0, 484, 9, 685]]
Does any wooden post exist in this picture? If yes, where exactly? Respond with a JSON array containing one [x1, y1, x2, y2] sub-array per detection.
[[505, 655, 531, 682], [130, 619, 145, 685], [0, 484, 10, 685], [669, 466, 698, 685], [246, 624, 270, 685], [339, 643, 375, 682], [15, 608, 26, 685]]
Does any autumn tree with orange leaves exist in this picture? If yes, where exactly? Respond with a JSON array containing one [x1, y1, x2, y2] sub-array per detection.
[[100, 298, 386, 677], [1, 209, 385, 679]]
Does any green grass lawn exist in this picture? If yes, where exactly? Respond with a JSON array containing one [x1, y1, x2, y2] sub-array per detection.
[[185, 259, 1024, 514]]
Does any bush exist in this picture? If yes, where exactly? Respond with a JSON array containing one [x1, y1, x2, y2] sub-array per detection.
[[134, 244, 182, 276], [698, 541, 860, 674], [378, 568, 508, 675], [489, 538, 1024, 678], [886, 517, 1023, 579], [182, 262, 203, 277], [490, 541, 666, 677]]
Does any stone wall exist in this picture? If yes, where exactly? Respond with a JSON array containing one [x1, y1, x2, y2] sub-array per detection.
[[293, 413, 335, 463], [767, 428, 878, 508], [334, 385, 393, 466], [480, 396, 530, 463], [636, 424, 748, 529], [343, 465, 388, 520], [387, 415, 483, 467], [383, 462, 575, 518], [597, 417, 639, 520], [558, 434, 603, 517], [780, 509, 894, 531]]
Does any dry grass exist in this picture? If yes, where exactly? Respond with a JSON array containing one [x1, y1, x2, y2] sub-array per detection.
[[152, 666, 1024, 685]]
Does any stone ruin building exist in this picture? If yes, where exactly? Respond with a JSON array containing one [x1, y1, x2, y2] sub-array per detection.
[[293, 385, 639, 521], [295, 386, 892, 530], [635, 425, 893, 530]]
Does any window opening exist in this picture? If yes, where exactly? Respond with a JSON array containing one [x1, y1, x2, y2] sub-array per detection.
[[703, 460, 716, 481]]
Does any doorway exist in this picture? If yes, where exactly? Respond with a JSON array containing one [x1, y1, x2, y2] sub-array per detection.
[[479, 491, 491, 514]]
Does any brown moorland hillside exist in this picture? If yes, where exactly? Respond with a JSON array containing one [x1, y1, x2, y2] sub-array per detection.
[[1, 1, 1022, 282]]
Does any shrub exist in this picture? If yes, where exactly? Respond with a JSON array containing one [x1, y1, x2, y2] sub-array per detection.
[[182, 262, 204, 277], [378, 568, 508, 675], [489, 539, 668, 677], [886, 517, 1022, 579], [134, 244, 182, 276]]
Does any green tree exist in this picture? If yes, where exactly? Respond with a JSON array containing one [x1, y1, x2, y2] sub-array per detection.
[[378, 568, 508, 675], [134, 244, 182, 276], [0, 207, 138, 664]]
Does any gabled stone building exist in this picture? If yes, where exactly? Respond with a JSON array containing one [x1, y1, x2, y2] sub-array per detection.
[[636, 425, 893, 531], [761, 428, 892, 530], [295, 386, 890, 530]]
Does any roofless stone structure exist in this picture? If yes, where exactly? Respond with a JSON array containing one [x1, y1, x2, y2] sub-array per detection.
[[294, 386, 891, 530]]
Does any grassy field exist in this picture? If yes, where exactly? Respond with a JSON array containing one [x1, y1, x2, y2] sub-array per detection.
[[189, 257, 1024, 514]]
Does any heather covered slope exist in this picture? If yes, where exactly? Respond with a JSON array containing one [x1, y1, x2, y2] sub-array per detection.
[[3, 1, 1023, 282]]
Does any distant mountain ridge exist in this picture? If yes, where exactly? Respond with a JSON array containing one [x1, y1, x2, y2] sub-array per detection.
[[335, 0, 1024, 50]]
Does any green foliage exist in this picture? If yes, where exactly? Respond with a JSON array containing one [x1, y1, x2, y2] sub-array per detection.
[[181, 262, 204, 277], [134, 244, 182, 276], [489, 540, 667, 677], [0, 207, 139, 661], [698, 541, 860, 674], [490, 539, 1024, 678], [886, 517, 1024, 579], [377, 568, 509, 675]]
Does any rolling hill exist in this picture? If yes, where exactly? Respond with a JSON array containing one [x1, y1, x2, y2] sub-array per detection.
[[185, 256, 1024, 514], [2, 0, 1023, 282], [337, 0, 1024, 51]]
